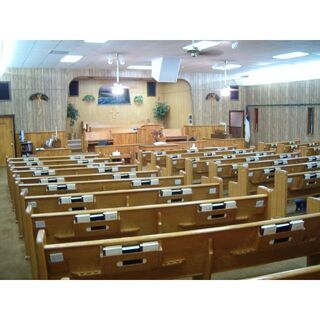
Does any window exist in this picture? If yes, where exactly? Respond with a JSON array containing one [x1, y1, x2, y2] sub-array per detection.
[[0, 82, 11, 101], [147, 81, 156, 97], [307, 107, 315, 135], [69, 80, 79, 97]]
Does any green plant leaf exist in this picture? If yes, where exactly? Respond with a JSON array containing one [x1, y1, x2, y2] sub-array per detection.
[[67, 103, 80, 126], [153, 102, 169, 120], [82, 94, 95, 102]]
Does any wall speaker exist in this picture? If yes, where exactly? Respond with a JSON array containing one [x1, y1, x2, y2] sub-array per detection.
[[188, 114, 193, 125], [147, 81, 156, 97], [152, 57, 181, 83]]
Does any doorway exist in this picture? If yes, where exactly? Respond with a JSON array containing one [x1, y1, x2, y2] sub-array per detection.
[[0, 115, 16, 166], [229, 110, 244, 138]]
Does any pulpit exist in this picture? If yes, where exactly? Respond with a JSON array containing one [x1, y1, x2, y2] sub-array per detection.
[[137, 123, 162, 145]]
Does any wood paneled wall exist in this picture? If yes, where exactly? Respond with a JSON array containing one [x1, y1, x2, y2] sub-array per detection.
[[2, 67, 319, 147], [183, 124, 226, 139], [0, 68, 245, 135], [246, 79, 320, 145], [157, 80, 192, 128], [68, 78, 159, 137], [181, 72, 246, 125]]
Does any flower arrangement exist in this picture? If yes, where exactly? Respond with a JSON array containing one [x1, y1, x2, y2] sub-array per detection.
[[151, 128, 164, 142]]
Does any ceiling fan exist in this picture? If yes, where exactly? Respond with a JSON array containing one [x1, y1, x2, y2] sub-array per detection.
[[184, 40, 221, 58], [186, 40, 201, 57]]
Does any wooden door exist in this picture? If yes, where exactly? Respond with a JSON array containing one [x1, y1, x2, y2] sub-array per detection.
[[229, 110, 244, 138], [0, 115, 16, 166]]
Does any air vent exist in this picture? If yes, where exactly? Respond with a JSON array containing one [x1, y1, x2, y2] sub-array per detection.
[[50, 50, 70, 55]]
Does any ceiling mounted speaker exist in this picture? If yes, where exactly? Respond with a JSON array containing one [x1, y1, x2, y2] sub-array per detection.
[[152, 57, 181, 83]]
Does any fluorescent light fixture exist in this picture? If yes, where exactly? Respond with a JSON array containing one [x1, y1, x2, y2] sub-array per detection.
[[84, 40, 108, 43], [60, 55, 83, 63], [273, 51, 309, 60], [212, 64, 242, 70], [0, 40, 16, 78], [183, 41, 220, 51], [127, 65, 152, 70], [234, 60, 320, 86]]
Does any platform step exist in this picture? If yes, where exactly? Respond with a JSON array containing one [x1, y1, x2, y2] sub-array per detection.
[[67, 139, 82, 150]]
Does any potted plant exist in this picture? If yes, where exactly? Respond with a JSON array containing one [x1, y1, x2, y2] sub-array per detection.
[[67, 103, 80, 139], [153, 101, 170, 122], [82, 94, 95, 102], [133, 95, 143, 105]]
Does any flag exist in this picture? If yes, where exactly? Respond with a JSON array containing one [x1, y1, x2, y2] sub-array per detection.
[[245, 108, 251, 143]]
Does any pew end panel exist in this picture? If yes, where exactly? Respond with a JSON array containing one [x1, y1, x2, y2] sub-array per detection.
[[36, 229, 48, 280], [307, 196, 320, 214], [228, 165, 248, 197]]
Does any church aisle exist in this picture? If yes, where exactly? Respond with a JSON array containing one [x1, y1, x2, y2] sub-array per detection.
[[0, 168, 31, 279]]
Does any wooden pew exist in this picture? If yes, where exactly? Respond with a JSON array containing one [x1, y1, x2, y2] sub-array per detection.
[[144, 146, 239, 171], [33, 148, 72, 157], [276, 143, 300, 154], [185, 152, 302, 185], [15, 171, 162, 237], [9, 161, 125, 200], [10, 160, 124, 171], [27, 188, 271, 279], [228, 161, 320, 197], [23, 181, 222, 215], [23, 180, 222, 263], [272, 170, 320, 217], [164, 149, 269, 177], [7, 154, 101, 163], [8, 157, 124, 169], [12, 164, 139, 179], [13, 170, 159, 218], [9, 163, 139, 211], [300, 146, 320, 157], [250, 264, 320, 280], [36, 211, 320, 279], [257, 139, 300, 152], [276, 142, 320, 154]]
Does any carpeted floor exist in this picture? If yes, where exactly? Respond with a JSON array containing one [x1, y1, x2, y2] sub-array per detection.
[[0, 167, 306, 280], [0, 168, 31, 279]]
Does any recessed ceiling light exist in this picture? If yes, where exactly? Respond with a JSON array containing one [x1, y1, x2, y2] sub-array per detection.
[[84, 40, 108, 43], [183, 41, 220, 51], [273, 51, 309, 60], [127, 65, 152, 70], [60, 55, 83, 63], [212, 64, 242, 70]]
